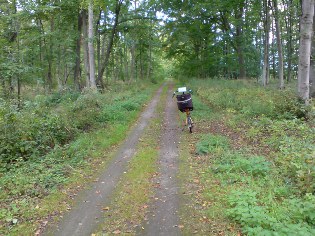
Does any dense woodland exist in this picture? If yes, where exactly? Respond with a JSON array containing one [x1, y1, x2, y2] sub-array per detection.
[[1, 0, 315, 99], [1, 0, 315, 235]]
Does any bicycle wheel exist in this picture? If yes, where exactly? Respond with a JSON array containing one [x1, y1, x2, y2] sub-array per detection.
[[187, 116, 193, 133]]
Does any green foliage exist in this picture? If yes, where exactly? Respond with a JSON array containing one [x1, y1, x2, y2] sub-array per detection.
[[0, 99, 73, 165], [191, 79, 307, 119], [195, 134, 230, 155], [214, 154, 270, 177], [246, 117, 315, 194], [226, 190, 315, 236], [209, 148, 315, 235], [192, 79, 315, 235], [0, 83, 156, 234]]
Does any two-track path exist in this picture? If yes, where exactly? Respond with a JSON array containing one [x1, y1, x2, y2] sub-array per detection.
[[139, 84, 181, 235], [44, 83, 181, 236]]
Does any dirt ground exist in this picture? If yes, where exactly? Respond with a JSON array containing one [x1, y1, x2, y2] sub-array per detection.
[[138, 83, 181, 236], [43, 83, 183, 236], [43, 85, 165, 236]]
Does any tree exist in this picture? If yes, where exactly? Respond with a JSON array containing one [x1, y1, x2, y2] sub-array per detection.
[[273, 0, 285, 89], [262, 0, 271, 86], [309, 3, 315, 97], [88, 0, 97, 89], [298, 0, 315, 105]]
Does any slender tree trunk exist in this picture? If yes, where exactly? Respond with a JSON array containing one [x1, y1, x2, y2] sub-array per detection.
[[96, 9, 102, 87], [57, 44, 63, 90], [74, 10, 83, 91], [298, 0, 315, 105], [130, 44, 136, 81], [273, 0, 285, 89], [13, 0, 21, 106], [88, 0, 97, 89], [262, 0, 270, 86], [235, 1, 246, 79], [286, 0, 293, 82], [98, 0, 122, 87], [82, 10, 90, 88], [309, 4, 315, 97], [125, 44, 129, 81], [46, 17, 54, 92], [272, 17, 276, 80], [140, 46, 144, 79], [147, 42, 152, 80], [17, 36, 21, 108]]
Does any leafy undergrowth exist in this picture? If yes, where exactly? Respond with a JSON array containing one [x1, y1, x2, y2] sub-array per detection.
[[179, 95, 240, 235], [181, 79, 315, 235], [0, 82, 159, 235], [94, 86, 167, 235]]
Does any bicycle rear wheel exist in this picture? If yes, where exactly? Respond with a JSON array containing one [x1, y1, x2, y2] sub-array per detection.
[[187, 116, 193, 133]]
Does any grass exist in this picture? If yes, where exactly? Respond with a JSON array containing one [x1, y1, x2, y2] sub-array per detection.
[[179, 78, 315, 235], [94, 85, 168, 235], [178, 94, 240, 235], [0, 81, 160, 235]]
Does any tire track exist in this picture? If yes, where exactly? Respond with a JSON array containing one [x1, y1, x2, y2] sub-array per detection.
[[139, 83, 181, 236], [43, 84, 165, 236]]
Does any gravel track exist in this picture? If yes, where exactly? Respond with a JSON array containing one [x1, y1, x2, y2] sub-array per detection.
[[139, 83, 181, 236], [43, 85, 164, 236]]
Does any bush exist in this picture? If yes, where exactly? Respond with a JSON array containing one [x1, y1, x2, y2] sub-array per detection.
[[0, 103, 73, 165]]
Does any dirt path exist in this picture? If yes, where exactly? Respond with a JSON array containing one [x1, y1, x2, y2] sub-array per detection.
[[43, 85, 165, 236], [139, 84, 181, 235]]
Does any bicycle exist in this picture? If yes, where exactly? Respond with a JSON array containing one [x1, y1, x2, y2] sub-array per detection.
[[173, 87, 194, 133]]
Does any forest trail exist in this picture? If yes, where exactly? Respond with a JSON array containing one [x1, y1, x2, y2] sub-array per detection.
[[43, 85, 165, 236], [138, 84, 181, 235], [43, 82, 182, 235]]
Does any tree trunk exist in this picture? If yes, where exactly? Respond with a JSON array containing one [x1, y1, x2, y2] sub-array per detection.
[[309, 3, 315, 97], [235, 1, 246, 79], [272, 16, 276, 80], [96, 10, 102, 87], [74, 10, 83, 91], [124, 44, 129, 81], [88, 0, 97, 89], [147, 42, 152, 80], [130, 44, 136, 82], [262, 0, 270, 86], [57, 44, 63, 90], [273, 0, 285, 89], [82, 10, 90, 88], [298, 0, 315, 105], [98, 0, 122, 87], [286, 0, 294, 82], [47, 17, 54, 92]]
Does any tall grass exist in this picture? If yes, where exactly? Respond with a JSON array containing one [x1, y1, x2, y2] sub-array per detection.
[[190, 79, 307, 119], [189, 79, 315, 235]]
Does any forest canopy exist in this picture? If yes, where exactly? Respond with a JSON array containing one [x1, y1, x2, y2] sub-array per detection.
[[0, 0, 314, 102]]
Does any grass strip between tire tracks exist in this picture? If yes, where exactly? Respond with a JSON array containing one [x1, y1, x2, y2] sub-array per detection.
[[94, 85, 168, 235]]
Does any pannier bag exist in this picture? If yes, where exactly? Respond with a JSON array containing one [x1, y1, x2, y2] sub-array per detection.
[[176, 93, 193, 112]]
